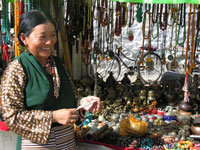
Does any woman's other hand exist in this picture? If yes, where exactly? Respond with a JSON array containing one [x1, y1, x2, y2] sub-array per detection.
[[52, 108, 78, 126], [80, 96, 101, 113]]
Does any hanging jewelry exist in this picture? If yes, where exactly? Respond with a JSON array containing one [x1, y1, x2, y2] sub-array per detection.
[[185, 4, 196, 75], [141, 10, 151, 69], [87, 0, 92, 30], [159, 4, 168, 31], [115, 2, 121, 36], [2, 1, 11, 45], [127, 3, 135, 41], [106, 1, 114, 45], [93, 0, 100, 21], [14, 0, 20, 57], [129, 3, 135, 27], [194, 5, 200, 64], [167, 5, 177, 61], [42, 56, 60, 98], [176, 4, 186, 47], [121, 3, 128, 27], [19, 0, 24, 15], [151, 4, 159, 24], [151, 4, 159, 40], [136, 3, 143, 23]]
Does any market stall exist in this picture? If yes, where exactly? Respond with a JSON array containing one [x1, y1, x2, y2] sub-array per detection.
[[0, 0, 200, 150]]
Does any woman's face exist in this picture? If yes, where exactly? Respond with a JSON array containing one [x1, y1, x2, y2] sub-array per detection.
[[21, 22, 57, 63]]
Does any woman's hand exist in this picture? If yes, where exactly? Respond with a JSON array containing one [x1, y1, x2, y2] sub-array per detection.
[[52, 108, 78, 126], [80, 96, 101, 113]]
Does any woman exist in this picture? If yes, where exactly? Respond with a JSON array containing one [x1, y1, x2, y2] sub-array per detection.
[[0, 10, 101, 150]]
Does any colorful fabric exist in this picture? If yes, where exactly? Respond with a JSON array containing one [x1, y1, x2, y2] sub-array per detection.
[[21, 126, 75, 150]]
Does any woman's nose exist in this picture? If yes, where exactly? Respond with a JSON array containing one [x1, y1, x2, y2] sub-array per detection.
[[44, 37, 56, 45]]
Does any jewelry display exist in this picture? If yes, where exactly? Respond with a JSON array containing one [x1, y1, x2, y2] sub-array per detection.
[[2, 1, 200, 150]]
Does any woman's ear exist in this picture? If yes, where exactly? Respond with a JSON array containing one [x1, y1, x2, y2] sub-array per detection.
[[19, 33, 27, 47]]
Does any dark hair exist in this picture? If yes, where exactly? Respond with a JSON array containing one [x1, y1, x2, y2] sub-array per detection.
[[17, 10, 57, 46]]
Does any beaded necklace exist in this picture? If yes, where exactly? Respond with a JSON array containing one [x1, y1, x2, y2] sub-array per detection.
[[185, 4, 196, 75], [93, 0, 100, 21], [106, 1, 114, 45], [141, 10, 151, 69], [194, 5, 200, 60], [151, 20, 159, 40], [129, 3, 135, 27], [127, 3, 135, 41], [14, 0, 20, 57], [136, 3, 143, 23], [103, 0, 108, 26], [159, 4, 168, 31], [27, 0, 31, 11], [99, 0, 104, 25], [19, 0, 24, 15], [42, 56, 60, 98], [115, 2, 121, 36], [176, 4, 186, 47], [0, 10, 3, 57], [151, 4, 159, 24], [167, 4, 175, 27], [2, 2, 10, 45], [121, 3, 128, 27], [87, 0, 92, 30]]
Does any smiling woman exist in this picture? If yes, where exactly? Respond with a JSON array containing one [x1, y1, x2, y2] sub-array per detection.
[[0, 10, 101, 150]]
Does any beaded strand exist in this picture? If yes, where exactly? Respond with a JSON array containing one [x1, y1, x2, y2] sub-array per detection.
[[14, 0, 20, 57]]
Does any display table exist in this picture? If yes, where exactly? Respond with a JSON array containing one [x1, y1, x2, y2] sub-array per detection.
[[0, 122, 146, 150], [76, 139, 144, 150]]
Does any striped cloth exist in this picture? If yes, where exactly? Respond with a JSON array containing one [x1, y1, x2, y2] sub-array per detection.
[[21, 125, 76, 150]]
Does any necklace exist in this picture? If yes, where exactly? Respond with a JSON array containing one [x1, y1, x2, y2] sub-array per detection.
[[185, 4, 196, 75], [19, 0, 24, 15], [151, 4, 159, 24], [136, 3, 143, 23], [159, 4, 168, 31], [42, 56, 60, 98], [106, 1, 114, 44], [87, 0, 92, 30], [176, 4, 186, 47], [121, 3, 128, 27], [93, 0, 100, 21], [115, 2, 121, 36], [14, 0, 20, 57], [129, 3, 135, 27], [141, 10, 151, 69]]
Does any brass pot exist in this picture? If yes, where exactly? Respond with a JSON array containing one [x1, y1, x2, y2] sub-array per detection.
[[178, 109, 192, 116], [178, 100, 198, 112], [191, 124, 200, 135]]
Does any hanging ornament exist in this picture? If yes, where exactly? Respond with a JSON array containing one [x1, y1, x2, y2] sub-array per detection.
[[14, 0, 20, 57], [3, 44, 9, 63], [128, 31, 134, 41]]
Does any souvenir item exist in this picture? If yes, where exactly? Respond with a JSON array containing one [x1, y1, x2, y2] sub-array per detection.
[[120, 114, 148, 136]]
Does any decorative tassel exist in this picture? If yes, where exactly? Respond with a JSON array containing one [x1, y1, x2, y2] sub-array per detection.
[[182, 74, 190, 102], [3, 44, 9, 62]]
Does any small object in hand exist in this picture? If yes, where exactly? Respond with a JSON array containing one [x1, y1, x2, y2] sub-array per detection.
[[76, 100, 97, 110]]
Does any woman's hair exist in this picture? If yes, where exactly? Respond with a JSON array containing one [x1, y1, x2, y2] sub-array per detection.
[[17, 10, 57, 46]]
